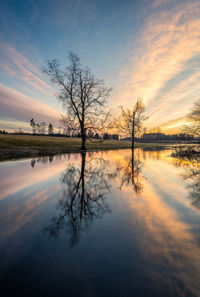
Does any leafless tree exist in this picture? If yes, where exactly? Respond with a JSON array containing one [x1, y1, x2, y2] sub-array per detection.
[[48, 123, 54, 135], [40, 122, 47, 134], [115, 98, 147, 149], [30, 118, 36, 134], [43, 52, 111, 149]]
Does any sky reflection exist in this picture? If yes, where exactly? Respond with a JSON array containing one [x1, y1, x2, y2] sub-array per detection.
[[0, 149, 200, 296]]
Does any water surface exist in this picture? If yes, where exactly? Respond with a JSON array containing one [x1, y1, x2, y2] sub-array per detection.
[[0, 148, 200, 297]]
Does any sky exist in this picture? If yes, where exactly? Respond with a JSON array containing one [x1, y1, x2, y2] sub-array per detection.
[[0, 0, 200, 133]]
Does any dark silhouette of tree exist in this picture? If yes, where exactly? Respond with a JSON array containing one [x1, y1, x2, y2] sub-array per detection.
[[40, 122, 47, 134], [36, 123, 40, 134], [141, 132, 193, 143], [116, 98, 147, 149], [45, 152, 115, 245], [0, 129, 8, 134], [30, 118, 36, 134], [48, 123, 54, 135], [43, 52, 111, 150]]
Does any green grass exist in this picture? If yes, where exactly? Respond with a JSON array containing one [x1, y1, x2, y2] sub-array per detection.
[[0, 134, 82, 148], [0, 134, 178, 160]]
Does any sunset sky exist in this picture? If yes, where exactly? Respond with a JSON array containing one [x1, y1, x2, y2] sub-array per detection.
[[0, 0, 200, 133]]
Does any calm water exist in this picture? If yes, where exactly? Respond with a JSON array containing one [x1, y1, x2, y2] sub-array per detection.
[[0, 148, 200, 297]]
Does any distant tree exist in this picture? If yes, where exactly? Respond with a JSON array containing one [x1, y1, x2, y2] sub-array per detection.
[[116, 98, 147, 149], [94, 133, 100, 139], [103, 133, 110, 140], [48, 123, 54, 135], [40, 122, 47, 134], [149, 127, 162, 134], [30, 118, 36, 134], [43, 52, 111, 150], [87, 129, 94, 138], [184, 100, 200, 137], [58, 126, 62, 135], [15, 128, 24, 134], [0, 129, 8, 134], [60, 115, 80, 137], [36, 123, 40, 134]]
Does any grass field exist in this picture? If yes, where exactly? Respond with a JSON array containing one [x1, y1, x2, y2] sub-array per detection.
[[0, 134, 176, 160]]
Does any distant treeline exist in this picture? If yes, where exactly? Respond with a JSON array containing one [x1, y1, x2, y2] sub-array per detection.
[[0, 130, 8, 134], [138, 133, 199, 143], [1, 123, 199, 144]]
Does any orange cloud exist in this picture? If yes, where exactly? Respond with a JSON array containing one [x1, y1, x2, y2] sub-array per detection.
[[113, 0, 200, 128], [159, 116, 189, 133]]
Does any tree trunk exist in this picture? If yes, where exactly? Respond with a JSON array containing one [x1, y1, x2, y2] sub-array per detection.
[[131, 113, 135, 150], [81, 125, 86, 150], [81, 136, 86, 150]]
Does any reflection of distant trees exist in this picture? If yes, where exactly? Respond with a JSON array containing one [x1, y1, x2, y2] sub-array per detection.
[[116, 149, 143, 196], [31, 156, 55, 167], [45, 152, 115, 245], [172, 147, 200, 208], [30, 154, 72, 167], [141, 147, 169, 161]]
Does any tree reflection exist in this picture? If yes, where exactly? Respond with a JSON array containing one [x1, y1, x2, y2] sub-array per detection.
[[116, 149, 143, 196], [172, 147, 200, 208], [45, 152, 114, 245]]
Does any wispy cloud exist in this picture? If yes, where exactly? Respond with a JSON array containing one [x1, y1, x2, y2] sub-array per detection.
[[148, 72, 200, 124], [159, 116, 188, 133], [0, 119, 30, 132], [114, 0, 200, 130], [0, 84, 61, 125], [0, 42, 53, 95]]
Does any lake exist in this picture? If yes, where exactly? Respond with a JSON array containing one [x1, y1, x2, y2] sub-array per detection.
[[0, 148, 200, 297]]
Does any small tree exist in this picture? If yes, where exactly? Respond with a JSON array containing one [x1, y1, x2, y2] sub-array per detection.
[[36, 123, 40, 134], [43, 52, 111, 150], [30, 118, 36, 134], [48, 123, 54, 135], [40, 122, 47, 134], [116, 98, 146, 149]]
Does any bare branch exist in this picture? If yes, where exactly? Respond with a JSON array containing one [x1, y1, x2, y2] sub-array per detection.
[[44, 52, 112, 150]]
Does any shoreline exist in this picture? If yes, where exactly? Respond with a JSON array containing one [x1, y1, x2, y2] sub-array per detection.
[[0, 134, 186, 161]]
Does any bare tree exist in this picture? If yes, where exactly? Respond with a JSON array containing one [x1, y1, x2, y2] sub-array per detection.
[[36, 123, 40, 134], [48, 123, 54, 135], [116, 98, 147, 149], [43, 52, 111, 150], [40, 122, 47, 134], [184, 99, 200, 137], [30, 118, 36, 134]]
